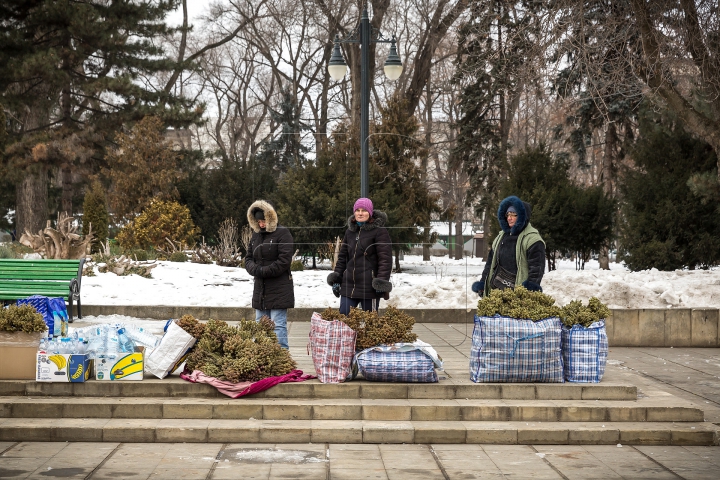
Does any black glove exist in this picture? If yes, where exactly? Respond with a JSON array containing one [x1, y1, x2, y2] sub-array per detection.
[[371, 278, 392, 293], [471, 280, 485, 297], [332, 283, 341, 298], [327, 271, 342, 286], [522, 280, 542, 292]]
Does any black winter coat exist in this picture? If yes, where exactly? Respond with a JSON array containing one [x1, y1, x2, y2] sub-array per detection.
[[333, 211, 392, 300], [245, 200, 295, 310]]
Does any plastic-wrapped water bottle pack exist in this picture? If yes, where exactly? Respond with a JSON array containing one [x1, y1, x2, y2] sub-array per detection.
[[69, 324, 161, 360]]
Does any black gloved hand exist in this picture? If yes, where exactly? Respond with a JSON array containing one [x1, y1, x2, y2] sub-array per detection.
[[332, 283, 341, 298], [471, 280, 485, 297]]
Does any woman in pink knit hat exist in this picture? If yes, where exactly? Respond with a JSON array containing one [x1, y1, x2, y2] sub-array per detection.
[[327, 197, 393, 314]]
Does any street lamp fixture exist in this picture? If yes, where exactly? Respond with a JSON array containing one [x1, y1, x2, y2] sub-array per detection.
[[327, 6, 403, 197]]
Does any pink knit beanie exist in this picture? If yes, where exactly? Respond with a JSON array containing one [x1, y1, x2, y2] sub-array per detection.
[[353, 197, 373, 217]]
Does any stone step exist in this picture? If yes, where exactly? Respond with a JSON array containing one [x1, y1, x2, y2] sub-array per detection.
[[0, 379, 638, 401], [0, 418, 715, 445], [0, 397, 704, 423]]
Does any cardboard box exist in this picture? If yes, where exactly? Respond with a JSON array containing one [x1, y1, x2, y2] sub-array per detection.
[[0, 331, 45, 380], [94, 346, 144, 380], [36, 353, 91, 382]]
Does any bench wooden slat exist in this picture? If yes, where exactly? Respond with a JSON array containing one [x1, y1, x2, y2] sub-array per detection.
[[0, 258, 85, 321]]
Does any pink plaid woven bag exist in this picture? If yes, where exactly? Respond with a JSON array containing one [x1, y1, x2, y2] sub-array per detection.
[[309, 312, 357, 383]]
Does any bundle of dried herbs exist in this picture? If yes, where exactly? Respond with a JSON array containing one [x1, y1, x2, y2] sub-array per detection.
[[320, 306, 417, 349], [184, 316, 296, 383]]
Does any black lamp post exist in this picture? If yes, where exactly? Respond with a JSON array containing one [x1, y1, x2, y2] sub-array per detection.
[[328, 6, 403, 198]]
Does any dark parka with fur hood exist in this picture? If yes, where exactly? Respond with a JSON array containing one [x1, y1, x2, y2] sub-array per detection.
[[245, 200, 295, 310], [327, 211, 393, 300]]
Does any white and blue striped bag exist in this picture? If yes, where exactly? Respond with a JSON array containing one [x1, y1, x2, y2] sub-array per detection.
[[561, 320, 608, 383], [470, 315, 564, 383], [355, 342, 442, 383]]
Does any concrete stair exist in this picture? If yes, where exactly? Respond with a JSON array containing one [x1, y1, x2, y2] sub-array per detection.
[[0, 377, 716, 445]]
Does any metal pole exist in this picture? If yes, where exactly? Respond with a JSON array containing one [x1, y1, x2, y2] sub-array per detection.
[[360, 7, 370, 198]]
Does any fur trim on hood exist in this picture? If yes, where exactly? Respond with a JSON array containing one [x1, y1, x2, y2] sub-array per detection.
[[347, 210, 388, 232], [497, 196, 532, 235], [247, 200, 278, 233]]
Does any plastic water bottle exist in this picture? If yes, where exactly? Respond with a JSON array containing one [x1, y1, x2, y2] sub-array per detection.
[[106, 330, 120, 359], [76, 338, 86, 355], [117, 328, 135, 353], [123, 326, 159, 349], [39, 338, 48, 353]]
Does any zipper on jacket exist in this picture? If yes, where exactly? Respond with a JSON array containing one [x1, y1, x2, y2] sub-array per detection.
[[350, 230, 360, 298]]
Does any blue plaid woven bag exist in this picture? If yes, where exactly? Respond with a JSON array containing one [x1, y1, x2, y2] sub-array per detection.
[[356, 347, 438, 383], [561, 320, 608, 383], [470, 315, 564, 383]]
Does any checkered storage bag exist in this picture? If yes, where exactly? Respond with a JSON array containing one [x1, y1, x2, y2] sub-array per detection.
[[309, 312, 357, 383], [355, 346, 438, 383], [470, 315, 564, 383], [16, 295, 53, 332], [561, 320, 608, 383]]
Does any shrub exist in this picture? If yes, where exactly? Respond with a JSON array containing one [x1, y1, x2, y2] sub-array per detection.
[[290, 259, 304, 271], [82, 181, 109, 253], [0, 304, 47, 333], [169, 251, 188, 263], [0, 245, 14, 258], [117, 200, 199, 251], [123, 248, 149, 261]]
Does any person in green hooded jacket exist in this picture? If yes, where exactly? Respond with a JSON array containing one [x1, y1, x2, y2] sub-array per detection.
[[472, 196, 546, 297]]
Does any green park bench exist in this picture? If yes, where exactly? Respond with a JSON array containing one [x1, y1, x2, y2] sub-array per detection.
[[0, 258, 86, 322]]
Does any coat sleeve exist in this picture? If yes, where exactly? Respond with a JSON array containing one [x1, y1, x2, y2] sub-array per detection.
[[334, 231, 350, 275], [245, 235, 262, 277], [264, 228, 294, 278], [526, 240, 546, 284], [376, 227, 393, 280], [480, 249, 494, 283]]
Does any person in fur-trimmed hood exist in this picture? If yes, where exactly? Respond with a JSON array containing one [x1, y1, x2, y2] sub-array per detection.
[[472, 195, 546, 297], [327, 197, 393, 315], [245, 200, 294, 349]]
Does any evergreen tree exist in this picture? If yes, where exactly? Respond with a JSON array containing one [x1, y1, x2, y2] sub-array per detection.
[[620, 109, 720, 271], [499, 145, 615, 270], [274, 125, 357, 267], [178, 153, 276, 248], [82, 181, 108, 253], [103, 117, 185, 222], [0, 0, 199, 234], [453, 0, 543, 243], [257, 89, 310, 174], [369, 96, 439, 271]]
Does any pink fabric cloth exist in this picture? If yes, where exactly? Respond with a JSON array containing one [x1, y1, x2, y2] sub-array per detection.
[[180, 369, 315, 398]]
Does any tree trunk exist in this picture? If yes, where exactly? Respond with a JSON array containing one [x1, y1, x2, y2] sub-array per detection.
[[455, 218, 463, 260], [394, 246, 401, 272], [598, 123, 616, 270], [448, 220, 453, 259], [423, 227, 431, 261], [61, 167, 73, 216], [481, 207, 491, 259], [16, 169, 48, 236]]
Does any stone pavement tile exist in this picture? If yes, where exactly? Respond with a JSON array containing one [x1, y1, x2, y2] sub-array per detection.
[[583, 445, 679, 479], [379, 444, 444, 479], [156, 443, 223, 466], [1, 442, 65, 457], [432, 444, 504, 475], [24, 466, 93, 480], [481, 445, 564, 479], [635, 446, 720, 480], [86, 468, 153, 480], [210, 464, 271, 480], [146, 467, 215, 479], [0, 457, 48, 479], [534, 446, 623, 479], [329, 468, 388, 479], [684, 446, 720, 467], [102, 443, 169, 470], [0, 442, 14, 452], [268, 464, 327, 479]]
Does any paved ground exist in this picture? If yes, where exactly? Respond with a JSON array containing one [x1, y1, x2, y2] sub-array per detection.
[[1, 321, 719, 479]]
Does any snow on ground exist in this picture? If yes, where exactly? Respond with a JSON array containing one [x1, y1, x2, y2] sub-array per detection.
[[80, 255, 720, 310]]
